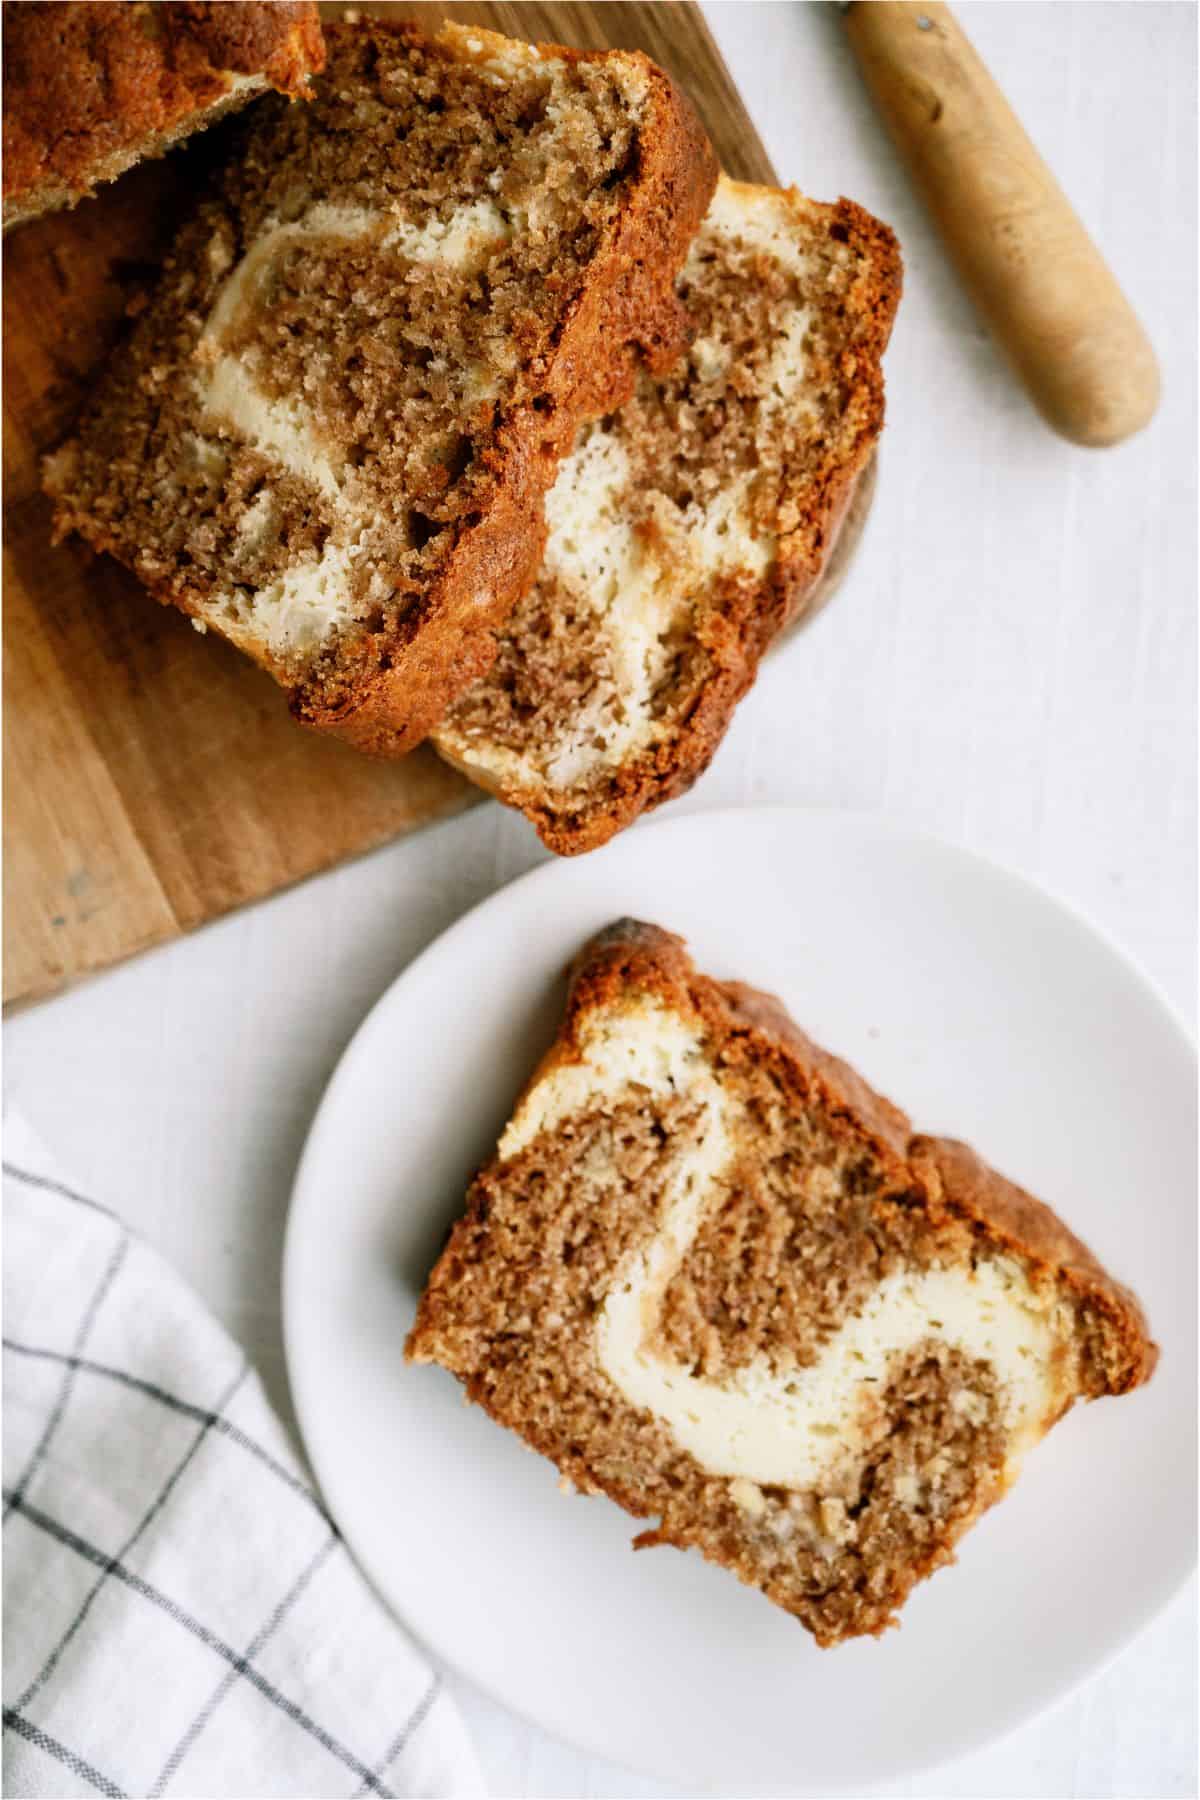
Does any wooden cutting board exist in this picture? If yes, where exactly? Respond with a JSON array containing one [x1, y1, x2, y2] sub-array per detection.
[[2, 1, 775, 1008]]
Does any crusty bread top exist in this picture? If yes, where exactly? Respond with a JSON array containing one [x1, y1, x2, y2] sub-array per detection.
[[433, 176, 902, 852], [549, 919, 1157, 1394], [44, 18, 716, 755], [2, 2, 324, 229]]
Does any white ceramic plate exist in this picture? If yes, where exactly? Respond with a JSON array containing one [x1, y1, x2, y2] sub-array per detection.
[[283, 809, 1196, 1794]]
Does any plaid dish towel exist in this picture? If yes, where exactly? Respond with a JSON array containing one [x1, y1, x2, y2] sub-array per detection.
[[2, 1116, 484, 1800]]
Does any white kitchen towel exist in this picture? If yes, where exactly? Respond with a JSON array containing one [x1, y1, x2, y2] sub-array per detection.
[[2, 1115, 484, 1800]]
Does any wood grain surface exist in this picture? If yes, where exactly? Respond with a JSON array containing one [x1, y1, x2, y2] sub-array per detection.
[[2, 1, 772, 1007]]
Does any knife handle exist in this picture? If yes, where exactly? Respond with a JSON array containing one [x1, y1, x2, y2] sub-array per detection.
[[843, 0, 1159, 447]]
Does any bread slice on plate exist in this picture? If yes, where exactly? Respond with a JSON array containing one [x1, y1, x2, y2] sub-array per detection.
[[432, 176, 901, 853], [45, 19, 716, 755], [407, 920, 1156, 1647], [2, 1, 324, 232]]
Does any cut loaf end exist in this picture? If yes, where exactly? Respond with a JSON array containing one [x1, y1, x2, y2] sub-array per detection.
[[2, 1, 325, 231]]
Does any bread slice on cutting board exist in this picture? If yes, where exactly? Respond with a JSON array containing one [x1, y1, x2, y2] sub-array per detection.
[[433, 176, 901, 852], [45, 17, 716, 755]]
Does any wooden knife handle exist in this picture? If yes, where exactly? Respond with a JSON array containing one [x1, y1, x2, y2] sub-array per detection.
[[843, 0, 1159, 447]]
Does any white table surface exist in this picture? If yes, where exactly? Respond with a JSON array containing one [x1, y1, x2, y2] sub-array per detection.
[[6, 4, 1196, 1795]]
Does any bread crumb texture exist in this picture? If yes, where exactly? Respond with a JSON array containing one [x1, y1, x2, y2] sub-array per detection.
[[434, 176, 902, 852], [44, 18, 716, 754], [407, 920, 1157, 1646]]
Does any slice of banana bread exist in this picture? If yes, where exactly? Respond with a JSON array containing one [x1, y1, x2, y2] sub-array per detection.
[[407, 920, 1156, 1647], [432, 176, 901, 852], [45, 19, 716, 755], [2, 2, 324, 231]]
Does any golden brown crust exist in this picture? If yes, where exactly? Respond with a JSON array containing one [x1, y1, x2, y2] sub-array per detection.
[[2, 2, 324, 230], [292, 31, 716, 756]]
